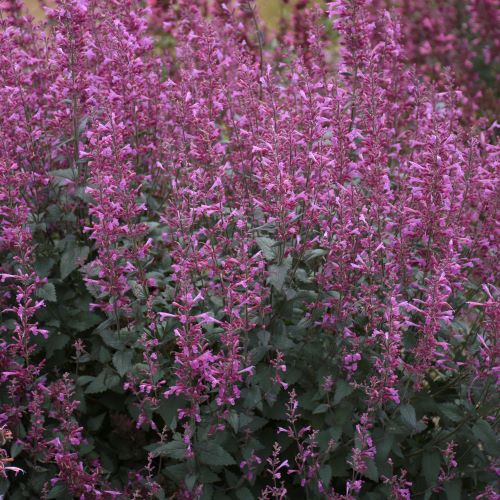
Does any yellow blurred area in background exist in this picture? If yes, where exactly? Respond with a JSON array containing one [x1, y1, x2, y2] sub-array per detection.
[[23, 0, 286, 24], [23, 0, 47, 19]]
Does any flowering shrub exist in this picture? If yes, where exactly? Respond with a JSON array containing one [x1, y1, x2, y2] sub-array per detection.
[[0, 0, 499, 499]]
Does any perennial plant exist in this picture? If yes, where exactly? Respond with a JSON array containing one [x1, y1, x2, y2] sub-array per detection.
[[0, 0, 498, 498]]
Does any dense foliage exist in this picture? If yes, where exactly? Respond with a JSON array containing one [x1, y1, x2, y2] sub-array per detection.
[[0, 0, 498, 498]]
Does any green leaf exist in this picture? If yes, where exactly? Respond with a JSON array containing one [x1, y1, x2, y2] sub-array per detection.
[[10, 441, 23, 458], [304, 248, 327, 263], [163, 463, 190, 483], [472, 419, 500, 456], [77, 375, 95, 386], [50, 168, 77, 182], [113, 351, 133, 377], [157, 397, 185, 427], [185, 474, 197, 491], [227, 411, 239, 432], [313, 403, 330, 414], [268, 258, 292, 290], [196, 442, 236, 466], [364, 458, 379, 482], [422, 451, 441, 486], [34, 257, 55, 278], [71, 311, 101, 332], [375, 433, 394, 462], [257, 329, 270, 346], [333, 379, 353, 405], [36, 283, 57, 302], [130, 281, 146, 299], [438, 403, 463, 422], [400, 404, 417, 429], [85, 370, 120, 394], [319, 464, 332, 487], [444, 479, 462, 499], [150, 440, 187, 460], [199, 468, 220, 484], [47, 484, 69, 499], [45, 333, 70, 358], [236, 487, 254, 500], [60, 244, 89, 279], [99, 328, 134, 350], [256, 237, 277, 261], [87, 413, 106, 432]]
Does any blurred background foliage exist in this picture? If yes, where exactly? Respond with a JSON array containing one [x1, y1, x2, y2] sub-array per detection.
[[24, 0, 291, 25]]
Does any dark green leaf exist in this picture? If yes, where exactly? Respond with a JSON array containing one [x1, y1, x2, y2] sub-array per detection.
[[150, 440, 187, 460], [364, 459, 379, 482], [37, 283, 57, 302], [163, 464, 190, 483], [438, 403, 463, 422], [472, 419, 500, 456], [422, 451, 441, 486], [196, 442, 236, 466], [400, 404, 417, 429], [268, 258, 292, 290], [256, 237, 277, 261], [85, 370, 120, 394], [47, 484, 69, 499], [333, 379, 353, 405], [60, 244, 89, 279], [444, 479, 462, 499], [113, 350, 133, 377], [313, 403, 330, 414]]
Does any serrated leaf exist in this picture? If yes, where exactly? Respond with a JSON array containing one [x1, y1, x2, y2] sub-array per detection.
[[438, 403, 463, 422], [227, 411, 239, 432], [10, 441, 23, 458], [257, 329, 270, 346], [196, 442, 236, 466], [85, 281, 102, 298], [37, 283, 57, 302], [400, 404, 417, 429], [87, 413, 106, 432], [185, 474, 197, 491], [163, 463, 190, 483], [45, 333, 70, 358], [47, 484, 69, 499], [472, 419, 500, 456], [268, 258, 292, 290], [151, 440, 187, 459], [113, 350, 133, 377], [375, 433, 394, 463], [34, 257, 55, 278], [364, 458, 379, 482], [50, 168, 77, 181], [319, 464, 332, 486], [422, 451, 441, 486], [130, 281, 146, 299], [236, 487, 254, 500], [71, 311, 101, 332], [85, 370, 119, 394], [444, 479, 462, 499], [157, 397, 185, 427], [313, 403, 330, 414], [199, 468, 219, 484], [333, 379, 353, 405], [77, 375, 94, 386], [99, 329, 133, 350], [304, 248, 327, 262], [256, 237, 277, 260], [61, 244, 89, 279]]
